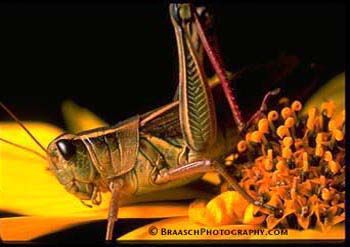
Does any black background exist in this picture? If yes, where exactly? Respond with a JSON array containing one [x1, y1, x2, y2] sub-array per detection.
[[0, 1, 346, 243], [0, 2, 346, 130]]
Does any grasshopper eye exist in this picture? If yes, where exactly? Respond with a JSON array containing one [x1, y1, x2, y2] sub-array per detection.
[[56, 139, 76, 161]]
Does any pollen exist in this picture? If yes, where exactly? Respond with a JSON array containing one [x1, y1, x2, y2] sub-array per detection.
[[324, 151, 333, 162], [282, 147, 293, 159], [284, 117, 295, 128], [258, 118, 269, 134], [245, 132, 252, 143], [250, 131, 263, 143], [302, 152, 309, 172], [321, 100, 336, 118], [268, 110, 279, 121], [315, 133, 324, 145], [275, 160, 286, 172], [276, 126, 289, 139], [263, 158, 274, 171], [281, 107, 292, 119], [333, 129, 344, 141], [315, 145, 324, 157], [306, 107, 317, 130], [282, 137, 293, 147], [237, 140, 247, 153], [328, 120, 337, 131], [321, 188, 332, 201], [328, 160, 340, 174], [291, 100, 302, 112]]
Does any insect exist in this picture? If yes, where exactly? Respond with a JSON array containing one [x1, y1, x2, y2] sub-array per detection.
[[1, 3, 285, 241]]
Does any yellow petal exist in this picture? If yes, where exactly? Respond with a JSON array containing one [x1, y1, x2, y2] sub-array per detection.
[[188, 200, 214, 225], [208, 71, 234, 88], [0, 153, 110, 217], [201, 172, 221, 185], [219, 191, 250, 220], [242, 204, 266, 225], [0, 122, 63, 157], [188, 191, 250, 226], [61, 100, 107, 133], [303, 72, 345, 117], [119, 217, 345, 240], [0, 122, 107, 216], [0, 202, 189, 241]]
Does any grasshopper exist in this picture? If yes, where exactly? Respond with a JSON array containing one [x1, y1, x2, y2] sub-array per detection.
[[1, 3, 283, 241]]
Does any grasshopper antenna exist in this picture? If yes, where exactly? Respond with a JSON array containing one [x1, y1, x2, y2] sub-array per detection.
[[0, 137, 47, 160], [0, 102, 48, 155]]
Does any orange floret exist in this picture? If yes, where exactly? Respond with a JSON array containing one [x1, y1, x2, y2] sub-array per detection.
[[237, 140, 247, 153], [284, 117, 295, 128], [258, 118, 269, 134], [268, 110, 279, 121], [276, 126, 290, 139], [291, 100, 302, 112], [281, 107, 292, 119], [216, 98, 345, 232]]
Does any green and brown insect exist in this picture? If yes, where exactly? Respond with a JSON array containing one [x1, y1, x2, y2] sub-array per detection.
[[1, 3, 286, 241]]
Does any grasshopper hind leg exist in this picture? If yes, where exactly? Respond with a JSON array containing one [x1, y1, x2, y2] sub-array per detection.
[[170, 4, 217, 153]]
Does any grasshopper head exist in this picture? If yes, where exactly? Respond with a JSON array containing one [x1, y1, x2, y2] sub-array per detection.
[[47, 134, 100, 204]]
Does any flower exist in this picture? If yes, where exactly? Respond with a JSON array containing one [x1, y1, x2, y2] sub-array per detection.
[[185, 73, 345, 240], [187, 97, 345, 237]]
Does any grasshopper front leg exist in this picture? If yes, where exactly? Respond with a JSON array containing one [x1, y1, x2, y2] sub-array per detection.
[[105, 179, 123, 241]]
